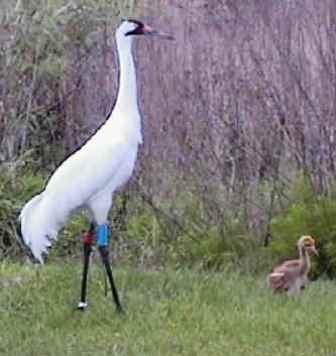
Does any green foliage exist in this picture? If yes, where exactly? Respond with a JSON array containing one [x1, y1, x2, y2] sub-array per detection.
[[172, 225, 250, 271], [1, 263, 336, 356], [163, 191, 263, 273], [116, 209, 168, 267], [50, 213, 88, 261], [0, 0, 139, 164], [0, 167, 45, 259], [4, 169, 336, 281], [110, 190, 266, 274], [270, 175, 336, 278]]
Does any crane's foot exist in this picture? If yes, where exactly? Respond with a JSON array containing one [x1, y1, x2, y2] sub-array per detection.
[[77, 301, 88, 311], [116, 304, 124, 314], [96, 225, 123, 312]]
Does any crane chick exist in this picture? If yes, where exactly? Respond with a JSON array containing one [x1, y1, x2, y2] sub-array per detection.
[[267, 235, 318, 296]]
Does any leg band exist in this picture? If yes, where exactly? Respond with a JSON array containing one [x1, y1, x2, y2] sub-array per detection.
[[96, 224, 109, 247]]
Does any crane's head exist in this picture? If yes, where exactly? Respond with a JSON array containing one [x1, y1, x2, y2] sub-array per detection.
[[298, 235, 318, 256], [117, 19, 174, 41]]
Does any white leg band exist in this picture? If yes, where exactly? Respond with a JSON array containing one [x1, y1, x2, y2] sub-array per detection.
[[77, 302, 88, 309]]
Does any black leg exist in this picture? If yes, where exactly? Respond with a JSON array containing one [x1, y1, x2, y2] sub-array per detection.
[[98, 245, 123, 313], [77, 225, 94, 310]]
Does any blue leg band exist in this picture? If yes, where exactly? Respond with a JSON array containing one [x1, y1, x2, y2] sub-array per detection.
[[96, 224, 109, 247]]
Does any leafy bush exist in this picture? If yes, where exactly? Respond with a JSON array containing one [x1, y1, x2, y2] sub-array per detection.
[[0, 167, 45, 260], [120, 190, 273, 274], [10, 168, 336, 281], [164, 193, 264, 273], [0, 1, 137, 165]]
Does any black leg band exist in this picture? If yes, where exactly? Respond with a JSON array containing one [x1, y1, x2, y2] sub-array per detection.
[[98, 245, 123, 312]]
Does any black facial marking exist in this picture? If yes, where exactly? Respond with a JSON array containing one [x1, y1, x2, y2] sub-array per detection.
[[128, 19, 144, 27], [125, 19, 145, 37]]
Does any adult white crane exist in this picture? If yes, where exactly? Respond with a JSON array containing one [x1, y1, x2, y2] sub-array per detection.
[[19, 19, 173, 312]]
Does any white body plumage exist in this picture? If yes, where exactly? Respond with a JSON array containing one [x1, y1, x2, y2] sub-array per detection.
[[20, 21, 143, 262]]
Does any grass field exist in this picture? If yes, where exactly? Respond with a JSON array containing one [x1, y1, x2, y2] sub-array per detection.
[[0, 261, 335, 356]]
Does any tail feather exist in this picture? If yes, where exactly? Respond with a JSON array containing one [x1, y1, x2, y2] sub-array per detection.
[[19, 193, 59, 263]]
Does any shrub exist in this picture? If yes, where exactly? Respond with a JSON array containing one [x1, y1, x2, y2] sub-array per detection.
[[167, 202, 262, 273], [0, 167, 45, 260]]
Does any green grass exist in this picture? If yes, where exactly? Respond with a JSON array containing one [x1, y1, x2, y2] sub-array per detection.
[[0, 262, 335, 356]]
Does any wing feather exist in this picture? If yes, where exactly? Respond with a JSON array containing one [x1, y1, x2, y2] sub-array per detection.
[[20, 132, 137, 262]]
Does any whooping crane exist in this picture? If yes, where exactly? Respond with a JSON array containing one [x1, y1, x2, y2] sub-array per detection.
[[19, 19, 173, 311]]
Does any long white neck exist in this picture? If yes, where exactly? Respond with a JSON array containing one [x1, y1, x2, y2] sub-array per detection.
[[114, 36, 138, 112], [107, 33, 142, 144]]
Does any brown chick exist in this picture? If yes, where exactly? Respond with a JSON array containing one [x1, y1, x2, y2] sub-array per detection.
[[267, 235, 318, 296]]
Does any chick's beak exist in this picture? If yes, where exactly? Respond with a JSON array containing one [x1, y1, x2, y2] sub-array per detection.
[[143, 25, 174, 40], [308, 245, 318, 256]]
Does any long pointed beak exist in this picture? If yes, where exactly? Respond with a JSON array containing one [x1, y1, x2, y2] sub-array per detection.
[[143, 25, 174, 40]]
